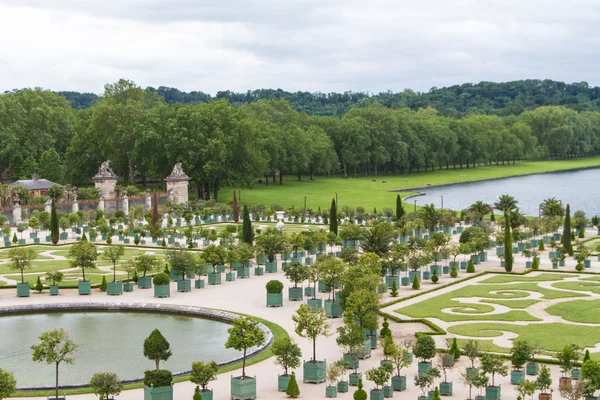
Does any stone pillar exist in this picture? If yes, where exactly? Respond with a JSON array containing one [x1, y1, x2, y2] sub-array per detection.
[[98, 197, 105, 212], [165, 163, 190, 205], [92, 160, 118, 199], [45, 198, 52, 213], [122, 195, 129, 216], [145, 190, 152, 211], [72, 196, 79, 214], [13, 204, 22, 225]]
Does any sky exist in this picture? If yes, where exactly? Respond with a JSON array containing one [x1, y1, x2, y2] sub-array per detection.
[[1, 0, 599, 95]]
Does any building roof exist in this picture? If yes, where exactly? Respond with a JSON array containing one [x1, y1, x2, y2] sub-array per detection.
[[9, 177, 57, 190]]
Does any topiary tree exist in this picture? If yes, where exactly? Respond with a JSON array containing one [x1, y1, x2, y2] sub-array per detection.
[[225, 316, 266, 378], [380, 317, 391, 337], [466, 259, 475, 273], [266, 279, 284, 294], [431, 272, 439, 283], [50, 199, 59, 244], [390, 280, 399, 296], [365, 365, 391, 390], [190, 360, 218, 392], [412, 274, 420, 290], [193, 385, 202, 400], [353, 379, 367, 400], [272, 337, 302, 377], [293, 304, 331, 362], [531, 256, 539, 270], [143, 329, 172, 370], [450, 264, 458, 278], [242, 205, 254, 244], [0, 368, 16, 400], [431, 386, 441, 400], [89, 372, 123, 400], [562, 204, 573, 255], [449, 338, 461, 360], [413, 335, 436, 363], [330, 199, 338, 236], [286, 372, 300, 398], [504, 212, 513, 272]]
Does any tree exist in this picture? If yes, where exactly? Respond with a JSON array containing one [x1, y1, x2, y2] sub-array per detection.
[[504, 212, 513, 272], [293, 304, 331, 362], [143, 329, 172, 370], [68, 240, 97, 281], [414, 335, 437, 362], [557, 344, 581, 377], [134, 254, 159, 277], [464, 339, 479, 369], [511, 341, 532, 370], [272, 337, 302, 376], [256, 230, 287, 262], [166, 248, 196, 280], [516, 379, 536, 400], [336, 321, 364, 373], [480, 353, 508, 386], [563, 204, 573, 255], [101, 245, 125, 283], [449, 338, 461, 360], [193, 386, 202, 400], [330, 198, 338, 235], [468, 201, 492, 223], [353, 379, 367, 400], [283, 261, 308, 288], [50, 199, 59, 244], [89, 372, 123, 399], [560, 380, 586, 400], [190, 360, 218, 391], [233, 190, 239, 223], [39, 148, 63, 183], [365, 365, 391, 390], [286, 372, 300, 397], [536, 365, 553, 394], [389, 341, 410, 377], [242, 205, 254, 244], [225, 316, 266, 378], [390, 280, 399, 297], [494, 194, 518, 213], [412, 274, 420, 289], [31, 328, 78, 400], [360, 222, 396, 257], [7, 247, 37, 283], [396, 194, 404, 222], [0, 368, 16, 400]]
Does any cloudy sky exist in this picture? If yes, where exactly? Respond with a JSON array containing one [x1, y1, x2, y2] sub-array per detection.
[[1, 0, 599, 94]]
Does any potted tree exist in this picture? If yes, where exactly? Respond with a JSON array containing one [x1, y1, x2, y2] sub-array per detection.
[[558, 344, 581, 387], [516, 379, 537, 400], [153, 272, 170, 298], [190, 360, 218, 400], [439, 353, 455, 395], [7, 247, 36, 297], [135, 254, 159, 289], [326, 360, 344, 397], [143, 329, 173, 399], [201, 244, 226, 285], [226, 316, 266, 400], [336, 321, 364, 386], [305, 260, 322, 309], [480, 353, 508, 400], [45, 271, 64, 296], [464, 339, 480, 379], [536, 365, 553, 400], [256, 229, 286, 273], [320, 256, 346, 318], [234, 243, 253, 278], [166, 248, 195, 292], [266, 280, 284, 307], [527, 344, 541, 376], [102, 245, 125, 296], [68, 240, 97, 295], [89, 372, 123, 400], [293, 304, 331, 384], [472, 371, 489, 400], [123, 261, 135, 292], [511, 341, 532, 384], [283, 261, 308, 301], [31, 328, 78, 400], [272, 337, 302, 392], [414, 369, 435, 400], [365, 365, 391, 400], [414, 335, 437, 375], [388, 339, 410, 391]]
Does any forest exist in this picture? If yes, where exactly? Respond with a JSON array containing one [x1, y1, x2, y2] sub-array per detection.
[[1, 79, 600, 202]]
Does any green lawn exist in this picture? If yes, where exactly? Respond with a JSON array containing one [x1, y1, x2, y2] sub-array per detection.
[[219, 157, 600, 210], [546, 299, 600, 324], [481, 299, 540, 309], [0, 259, 74, 274], [6, 271, 120, 287], [480, 273, 569, 284], [449, 323, 600, 353], [552, 281, 600, 295]]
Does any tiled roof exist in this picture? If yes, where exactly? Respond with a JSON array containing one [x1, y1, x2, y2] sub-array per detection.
[[8, 179, 56, 190]]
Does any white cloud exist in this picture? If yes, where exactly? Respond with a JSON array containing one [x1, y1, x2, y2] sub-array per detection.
[[0, 0, 599, 94]]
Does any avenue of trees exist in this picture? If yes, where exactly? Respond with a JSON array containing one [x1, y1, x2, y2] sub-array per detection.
[[2, 79, 600, 202]]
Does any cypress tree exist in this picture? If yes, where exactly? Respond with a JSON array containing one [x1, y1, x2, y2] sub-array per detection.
[[285, 371, 300, 397], [466, 259, 475, 273], [233, 190, 239, 223], [99, 276, 107, 291], [329, 198, 338, 235], [35, 276, 44, 293], [151, 192, 159, 231], [411, 274, 420, 290], [504, 212, 513, 272], [396, 194, 405, 221], [562, 204, 572, 255], [50, 199, 59, 244], [242, 205, 253, 244]]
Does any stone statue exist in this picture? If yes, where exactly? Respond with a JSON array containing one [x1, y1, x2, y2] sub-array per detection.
[[167, 163, 189, 180], [94, 160, 117, 178]]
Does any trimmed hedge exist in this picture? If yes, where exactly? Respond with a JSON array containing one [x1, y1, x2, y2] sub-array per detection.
[[144, 369, 173, 387], [153, 273, 170, 285]]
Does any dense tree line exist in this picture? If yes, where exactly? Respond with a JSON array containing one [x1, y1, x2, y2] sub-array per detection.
[[2, 79, 600, 201], [55, 79, 600, 117]]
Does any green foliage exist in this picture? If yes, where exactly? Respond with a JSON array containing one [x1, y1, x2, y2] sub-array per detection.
[[143, 370, 172, 387], [330, 198, 338, 235], [293, 304, 331, 362], [166, 248, 196, 280], [510, 341, 532, 368], [0, 368, 17, 400], [396, 194, 404, 221], [449, 338, 461, 360], [152, 273, 170, 286], [390, 280, 399, 297], [412, 274, 420, 290], [584, 350, 591, 363], [431, 387, 441, 400], [44, 271, 64, 286], [516, 379, 536, 400], [562, 204, 573, 254], [99, 276, 107, 291], [285, 372, 300, 397], [413, 335, 436, 361], [536, 365, 553, 393], [557, 344, 581, 376], [266, 279, 284, 293], [11, 233, 17, 244], [480, 353, 508, 386], [193, 386, 202, 400], [353, 379, 367, 400], [7, 247, 37, 283], [539, 240, 545, 251], [283, 261, 308, 287], [531, 257, 539, 270], [225, 316, 266, 377], [432, 272, 439, 283], [365, 365, 391, 390], [68, 240, 97, 281], [576, 262, 584, 272], [190, 360, 218, 390], [89, 372, 123, 399], [466, 259, 475, 273], [380, 317, 392, 337], [242, 205, 254, 244], [504, 213, 513, 272], [271, 337, 302, 376], [134, 254, 159, 277], [143, 329, 172, 370], [450, 264, 458, 278]]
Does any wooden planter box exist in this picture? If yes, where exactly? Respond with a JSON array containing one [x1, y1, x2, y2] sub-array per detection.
[[440, 382, 453, 396], [370, 389, 384, 400], [526, 362, 539, 375], [303, 361, 326, 383], [418, 361, 432, 375], [226, 272, 236, 282], [325, 300, 343, 318], [143, 384, 173, 400], [195, 279, 205, 289], [138, 276, 152, 289], [289, 287, 303, 301], [485, 385, 501, 400], [278, 374, 291, 392], [265, 262, 277, 273], [107, 281, 123, 296], [326, 385, 337, 398], [337, 380, 349, 393], [305, 286, 315, 296], [343, 353, 359, 369], [254, 267, 264, 276], [49, 285, 59, 296], [78, 280, 91, 295], [349, 372, 362, 386], [511, 369, 525, 384], [154, 284, 170, 298], [307, 298, 322, 309], [177, 279, 191, 292], [208, 273, 222, 285], [391, 375, 406, 391], [237, 267, 250, 279], [16, 282, 30, 297], [266, 292, 283, 307]]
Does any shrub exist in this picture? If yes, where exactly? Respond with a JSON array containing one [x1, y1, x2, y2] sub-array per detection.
[[193, 386, 202, 400], [143, 370, 172, 387], [449, 338, 461, 360], [390, 280, 399, 297], [466, 260, 475, 273], [286, 372, 300, 397], [576, 262, 584, 272], [531, 257, 539, 270], [133, 271, 139, 283], [431, 273, 439, 284], [153, 273, 170, 286], [266, 280, 284, 294], [35, 276, 44, 293], [450, 265, 458, 278], [353, 379, 367, 400], [380, 317, 391, 338], [190, 360, 218, 390], [539, 241, 545, 251], [411, 274, 420, 290], [99, 276, 107, 291], [414, 335, 437, 361]]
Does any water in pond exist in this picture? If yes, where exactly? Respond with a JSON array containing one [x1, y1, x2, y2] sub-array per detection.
[[408, 168, 600, 217], [0, 312, 241, 387]]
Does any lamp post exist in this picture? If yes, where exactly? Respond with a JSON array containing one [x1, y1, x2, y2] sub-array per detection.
[[441, 196, 444, 211], [238, 189, 241, 202], [539, 203, 542, 219], [335, 192, 338, 206], [304, 196, 307, 213], [414, 199, 417, 212]]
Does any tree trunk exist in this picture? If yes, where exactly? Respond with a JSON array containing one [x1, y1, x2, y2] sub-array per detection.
[[56, 363, 59, 400], [297, 173, 301, 181], [374, 164, 378, 176], [242, 348, 247, 377], [279, 174, 283, 185], [265, 174, 269, 186], [128, 162, 135, 184], [194, 181, 200, 200], [342, 160, 348, 178], [353, 167, 357, 178]]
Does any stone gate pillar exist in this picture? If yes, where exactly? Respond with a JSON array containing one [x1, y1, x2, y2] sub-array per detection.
[[122, 195, 129, 216], [145, 190, 152, 211], [93, 160, 118, 199], [165, 163, 190, 205]]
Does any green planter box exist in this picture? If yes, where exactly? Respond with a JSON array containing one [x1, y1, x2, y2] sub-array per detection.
[[305, 286, 315, 296], [307, 298, 322, 309], [385, 275, 400, 288], [254, 267, 264, 276], [326, 385, 337, 398], [144, 384, 173, 400], [391, 375, 406, 391], [409, 271, 421, 282], [195, 279, 205, 289], [303, 360, 326, 383], [305, 257, 313, 265], [154, 284, 170, 298], [349, 372, 362, 386], [511, 369, 525, 384], [423, 271, 431, 280], [370, 334, 377, 349], [573, 368, 582, 380], [49, 285, 59, 296], [208, 273, 222, 285], [169, 270, 178, 281], [360, 337, 372, 359], [216, 265, 225, 273], [318, 281, 328, 293], [16, 282, 30, 297], [124, 282, 134, 292], [226, 272, 236, 282], [177, 279, 191, 292], [265, 262, 277, 273], [496, 247, 505, 256], [526, 362, 539, 375], [430, 265, 441, 275], [370, 389, 384, 400], [401, 277, 410, 286], [337, 380, 349, 393], [585, 260, 592, 268], [460, 261, 468, 270], [325, 300, 343, 318], [466, 368, 479, 380], [442, 266, 450, 274], [291, 257, 302, 264], [107, 281, 123, 295], [237, 267, 250, 278], [78, 280, 91, 295], [278, 374, 291, 392], [267, 292, 283, 307], [383, 386, 394, 398], [289, 287, 303, 301], [344, 353, 359, 369], [138, 276, 152, 289], [418, 361, 432, 375], [200, 390, 213, 400], [560, 259, 566, 266], [485, 386, 501, 400], [440, 382, 453, 396], [471, 254, 480, 265]]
